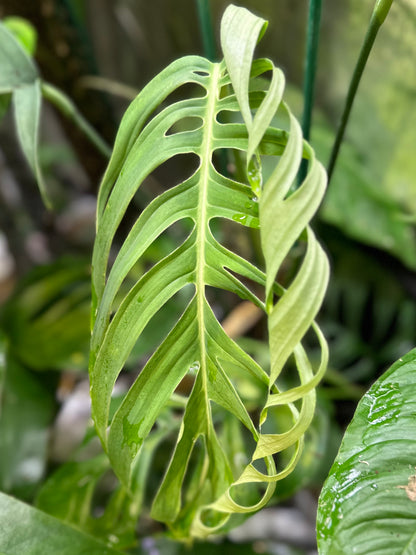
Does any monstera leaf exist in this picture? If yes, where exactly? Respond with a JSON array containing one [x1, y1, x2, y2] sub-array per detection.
[[90, 4, 329, 539]]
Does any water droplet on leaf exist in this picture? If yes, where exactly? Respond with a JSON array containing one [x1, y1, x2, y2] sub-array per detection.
[[189, 361, 200, 374]]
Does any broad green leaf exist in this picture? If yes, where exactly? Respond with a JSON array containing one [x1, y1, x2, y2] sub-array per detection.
[[0, 336, 55, 498], [0, 492, 123, 555], [90, 4, 328, 539], [317, 348, 416, 554]]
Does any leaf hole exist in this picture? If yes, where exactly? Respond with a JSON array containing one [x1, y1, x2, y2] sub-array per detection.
[[228, 479, 267, 508], [165, 116, 203, 136], [117, 282, 195, 370], [162, 82, 206, 106], [193, 70, 209, 77], [211, 148, 248, 180], [199, 508, 229, 529]]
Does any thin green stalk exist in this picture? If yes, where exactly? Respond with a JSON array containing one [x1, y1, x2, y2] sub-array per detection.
[[299, 0, 322, 185], [195, 0, 217, 61], [327, 0, 394, 183], [302, 0, 323, 143], [41, 82, 111, 159]]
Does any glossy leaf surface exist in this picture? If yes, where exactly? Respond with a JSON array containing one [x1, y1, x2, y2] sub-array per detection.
[[317, 348, 416, 554], [90, 4, 328, 539]]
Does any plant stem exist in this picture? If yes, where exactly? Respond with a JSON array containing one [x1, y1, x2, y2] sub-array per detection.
[[195, 0, 217, 61], [302, 0, 322, 143], [41, 82, 112, 159], [327, 0, 394, 183], [299, 0, 322, 185]]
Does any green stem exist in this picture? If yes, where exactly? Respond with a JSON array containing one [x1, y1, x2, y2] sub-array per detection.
[[327, 0, 394, 183], [41, 82, 112, 159], [302, 0, 322, 143], [195, 0, 217, 61], [299, 0, 322, 185]]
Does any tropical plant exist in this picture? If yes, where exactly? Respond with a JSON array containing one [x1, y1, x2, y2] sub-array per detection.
[[89, 3, 328, 540], [1, 1, 415, 554]]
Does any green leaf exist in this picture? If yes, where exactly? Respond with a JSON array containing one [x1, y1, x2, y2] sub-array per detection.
[[317, 348, 416, 554], [2, 259, 91, 371], [35, 454, 111, 528], [3, 16, 37, 56], [0, 21, 37, 92], [13, 79, 50, 208], [0, 20, 51, 206], [36, 408, 179, 548], [0, 492, 123, 555], [0, 336, 55, 498], [90, 4, 328, 539]]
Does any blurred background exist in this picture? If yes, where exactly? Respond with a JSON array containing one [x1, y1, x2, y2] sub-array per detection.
[[0, 1, 416, 554]]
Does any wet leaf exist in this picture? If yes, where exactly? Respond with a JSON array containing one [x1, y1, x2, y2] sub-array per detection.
[[317, 348, 416, 554]]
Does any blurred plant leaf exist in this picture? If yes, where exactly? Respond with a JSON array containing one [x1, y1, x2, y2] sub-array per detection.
[[0, 20, 37, 92], [317, 348, 416, 554], [0, 492, 123, 554], [0, 19, 50, 206], [0, 335, 55, 498], [1, 259, 91, 371], [3, 16, 37, 56], [36, 407, 180, 548], [313, 121, 416, 269], [318, 244, 416, 384]]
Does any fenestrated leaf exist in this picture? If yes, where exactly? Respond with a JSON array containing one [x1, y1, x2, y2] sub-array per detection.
[[0, 492, 123, 555], [90, 4, 328, 540], [317, 348, 416, 555]]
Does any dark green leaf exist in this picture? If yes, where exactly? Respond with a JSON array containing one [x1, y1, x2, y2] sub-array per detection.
[[317, 348, 416, 554]]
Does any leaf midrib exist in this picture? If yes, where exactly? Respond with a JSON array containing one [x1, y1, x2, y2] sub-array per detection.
[[196, 62, 221, 411]]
